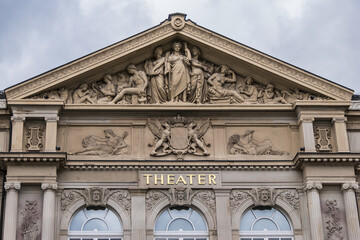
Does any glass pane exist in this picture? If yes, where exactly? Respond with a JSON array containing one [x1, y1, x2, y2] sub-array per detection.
[[70, 210, 87, 231], [168, 218, 194, 231], [269, 238, 280, 240], [155, 210, 172, 231], [99, 239, 109, 240], [240, 210, 256, 231], [169, 208, 191, 218], [184, 239, 195, 240], [105, 209, 122, 231], [85, 208, 107, 219], [253, 208, 274, 218], [253, 218, 278, 231], [69, 239, 81, 240], [169, 238, 179, 240], [83, 218, 109, 231], [281, 238, 292, 240], [155, 238, 166, 240], [189, 210, 207, 231], [254, 238, 265, 240], [240, 238, 252, 240], [273, 210, 291, 231]]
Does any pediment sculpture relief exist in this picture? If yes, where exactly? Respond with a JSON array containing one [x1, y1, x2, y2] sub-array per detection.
[[69, 129, 128, 156], [29, 41, 330, 104], [228, 130, 289, 155], [147, 115, 211, 159]]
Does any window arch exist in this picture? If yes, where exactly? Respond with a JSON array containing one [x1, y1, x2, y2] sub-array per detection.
[[68, 207, 123, 240], [239, 206, 293, 240], [154, 206, 209, 240]]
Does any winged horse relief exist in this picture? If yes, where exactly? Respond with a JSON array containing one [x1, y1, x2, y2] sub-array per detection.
[[147, 116, 211, 160]]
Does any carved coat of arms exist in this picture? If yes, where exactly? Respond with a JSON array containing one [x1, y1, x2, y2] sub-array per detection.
[[148, 115, 211, 160]]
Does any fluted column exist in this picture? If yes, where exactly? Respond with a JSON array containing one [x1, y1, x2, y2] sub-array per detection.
[[41, 182, 58, 240], [3, 182, 21, 240], [342, 182, 360, 240], [305, 182, 324, 239]]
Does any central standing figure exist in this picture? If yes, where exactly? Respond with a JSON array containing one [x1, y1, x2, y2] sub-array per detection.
[[166, 42, 191, 102]]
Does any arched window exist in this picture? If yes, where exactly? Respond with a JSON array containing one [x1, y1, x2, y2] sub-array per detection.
[[68, 207, 123, 240], [154, 206, 209, 240], [239, 206, 293, 240]]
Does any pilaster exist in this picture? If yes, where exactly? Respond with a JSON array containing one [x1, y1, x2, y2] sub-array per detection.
[[10, 116, 25, 152], [299, 117, 316, 152], [341, 182, 360, 240], [214, 189, 231, 239], [130, 189, 147, 240], [333, 117, 350, 152], [45, 116, 59, 152]]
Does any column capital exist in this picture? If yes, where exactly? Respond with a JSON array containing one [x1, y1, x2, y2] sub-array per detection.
[[304, 182, 322, 191], [342, 182, 359, 191], [299, 117, 315, 123], [4, 182, 21, 191], [41, 183, 58, 191], [11, 116, 25, 122], [332, 117, 347, 123], [44, 116, 59, 121]]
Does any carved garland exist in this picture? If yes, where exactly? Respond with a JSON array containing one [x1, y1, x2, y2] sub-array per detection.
[[324, 200, 344, 240], [61, 187, 131, 215]]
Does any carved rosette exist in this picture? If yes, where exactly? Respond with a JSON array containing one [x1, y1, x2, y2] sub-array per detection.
[[4, 182, 21, 191], [324, 200, 345, 240], [145, 190, 171, 212], [314, 127, 332, 152], [229, 189, 250, 212]]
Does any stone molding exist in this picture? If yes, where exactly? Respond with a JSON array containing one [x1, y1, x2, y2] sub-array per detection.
[[4, 182, 21, 191], [44, 116, 59, 121], [5, 16, 352, 101], [341, 182, 359, 191], [41, 183, 58, 191], [182, 24, 352, 100], [332, 117, 347, 123], [11, 116, 26, 121]]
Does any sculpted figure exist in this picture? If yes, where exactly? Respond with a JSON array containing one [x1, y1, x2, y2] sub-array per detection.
[[71, 129, 128, 155], [144, 47, 167, 103], [148, 120, 171, 156], [92, 74, 116, 103], [260, 84, 287, 104], [207, 65, 244, 103], [187, 120, 210, 155], [165, 42, 191, 102], [228, 130, 288, 155], [73, 83, 96, 104], [188, 47, 209, 103], [239, 77, 259, 103], [110, 64, 148, 104]]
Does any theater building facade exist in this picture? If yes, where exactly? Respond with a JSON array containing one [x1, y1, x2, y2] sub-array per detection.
[[1, 13, 360, 240]]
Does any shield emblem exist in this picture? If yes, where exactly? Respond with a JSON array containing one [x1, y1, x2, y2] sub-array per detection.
[[170, 127, 189, 150]]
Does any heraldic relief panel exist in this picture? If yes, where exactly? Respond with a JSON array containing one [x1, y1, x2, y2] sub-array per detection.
[[28, 41, 330, 105]]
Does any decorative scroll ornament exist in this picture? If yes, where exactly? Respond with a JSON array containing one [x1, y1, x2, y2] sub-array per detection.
[[324, 200, 344, 240], [18, 200, 41, 240], [314, 127, 332, 152], [191, 190, 216, 214], [228, 130, 288, 155], [276, 189, 300, 212], [61, 188, 131, 215], [229, 190, 251, 212], [148, 115, 211, 160], [146, 190, 171, 212], [69, 129, 128, 156], [25, 126, 45, 151]]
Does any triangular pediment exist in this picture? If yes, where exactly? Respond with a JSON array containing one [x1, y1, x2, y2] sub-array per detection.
[[5, 13, 353, 103]]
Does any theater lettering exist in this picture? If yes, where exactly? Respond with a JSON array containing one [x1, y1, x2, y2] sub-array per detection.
[[143, 174, 217, 185]]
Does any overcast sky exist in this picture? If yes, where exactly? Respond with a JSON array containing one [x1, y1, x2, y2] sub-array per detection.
[[0, 0, 359, 93]]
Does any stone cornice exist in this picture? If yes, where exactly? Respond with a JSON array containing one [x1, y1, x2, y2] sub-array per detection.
[[294, 152, 360, 169], [5, 16, 353, 101], [0, 153, 66, 169]]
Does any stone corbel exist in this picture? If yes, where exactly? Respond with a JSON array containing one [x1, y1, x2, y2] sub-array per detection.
[[4, 182, 21, 191]]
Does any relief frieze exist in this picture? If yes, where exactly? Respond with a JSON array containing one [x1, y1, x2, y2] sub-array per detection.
[[228, 130, 289, 155], [28, 41, 330, 105], [147, 115, 211, 160], [68, 129, 128, 156]]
